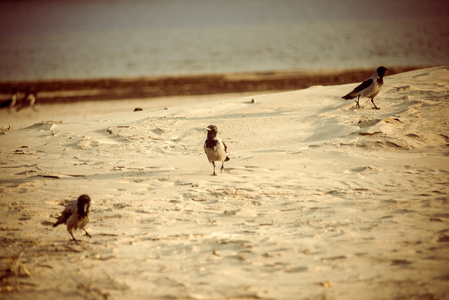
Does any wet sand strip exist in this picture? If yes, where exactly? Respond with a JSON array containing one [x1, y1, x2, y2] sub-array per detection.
[[0, 66, 424, 103]]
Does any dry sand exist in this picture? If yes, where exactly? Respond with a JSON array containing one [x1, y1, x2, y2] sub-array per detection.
[[1, 67, 449, 299]]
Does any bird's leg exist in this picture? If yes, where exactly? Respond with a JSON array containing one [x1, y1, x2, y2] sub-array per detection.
[[355, 96, 361, 109], [220, 162, 225, 173], [83, 229, 91, 238], [371, 98, 379, 110], [69, 230, 79, 242], [212, 162, 217, 176]]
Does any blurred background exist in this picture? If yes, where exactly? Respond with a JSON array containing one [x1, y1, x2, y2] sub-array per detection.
[[1, 0, 449, 82]]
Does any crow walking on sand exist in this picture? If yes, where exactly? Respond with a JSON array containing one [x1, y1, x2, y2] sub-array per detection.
[[342, 66, 388, 109], [53, 194, 91, 241], [204, 125, 230, 176]]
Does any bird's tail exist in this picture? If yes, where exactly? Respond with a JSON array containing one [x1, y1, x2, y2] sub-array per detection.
[[225, 156, 230, 162], [342, 92, 357, 100], [53, 217, 63, 227]]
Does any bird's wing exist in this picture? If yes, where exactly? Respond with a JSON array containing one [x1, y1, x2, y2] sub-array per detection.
[[61, 201, 77, 217], [54, 201, 77, 226], [352, 78, 373, 93], [222, 140, 228, 153]]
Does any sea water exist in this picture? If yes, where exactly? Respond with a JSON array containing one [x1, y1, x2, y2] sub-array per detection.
[[0, 0, 448, 81]]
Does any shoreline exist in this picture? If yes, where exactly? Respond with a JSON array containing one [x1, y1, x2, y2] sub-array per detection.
[[0, 66, 426, 104]]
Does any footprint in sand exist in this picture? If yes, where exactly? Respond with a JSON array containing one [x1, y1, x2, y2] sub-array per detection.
[[349, 166, 381, 173], [357, 118, 381, 128], [151, 128, 165, 135], [77, 137, 100, 150], [232, 165, 272, 173]]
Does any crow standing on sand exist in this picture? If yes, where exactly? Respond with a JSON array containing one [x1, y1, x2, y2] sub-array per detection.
[[53, 194, 91, 241], [342, 66, 388, 109], [204, 125, 230, 176]]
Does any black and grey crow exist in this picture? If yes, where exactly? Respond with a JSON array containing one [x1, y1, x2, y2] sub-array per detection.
[[342, 66, 388, 109], [204, 125, 230, 176], [53, 194, 91, 241]]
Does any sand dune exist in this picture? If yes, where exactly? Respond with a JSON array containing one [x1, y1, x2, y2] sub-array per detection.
[[1, 67, 448, 299]]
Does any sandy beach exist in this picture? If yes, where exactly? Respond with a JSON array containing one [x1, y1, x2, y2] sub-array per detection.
[[1, 66, 449, 299]]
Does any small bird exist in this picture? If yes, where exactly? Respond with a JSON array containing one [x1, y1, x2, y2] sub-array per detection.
[[17, 90, 37, 112], [342, 66, 388, 109], [0, 89, 18, 112], [53, 194, 91, 241], [204, 125, 230, 176]]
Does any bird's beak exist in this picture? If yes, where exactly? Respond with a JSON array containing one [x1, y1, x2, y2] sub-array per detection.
[[205, 127, 211, 131]]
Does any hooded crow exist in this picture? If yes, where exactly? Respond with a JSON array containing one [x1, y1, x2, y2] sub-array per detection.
[[204, 125, 230, 176], [53, 194, 91, 241], [342, 66, 388, 109]]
